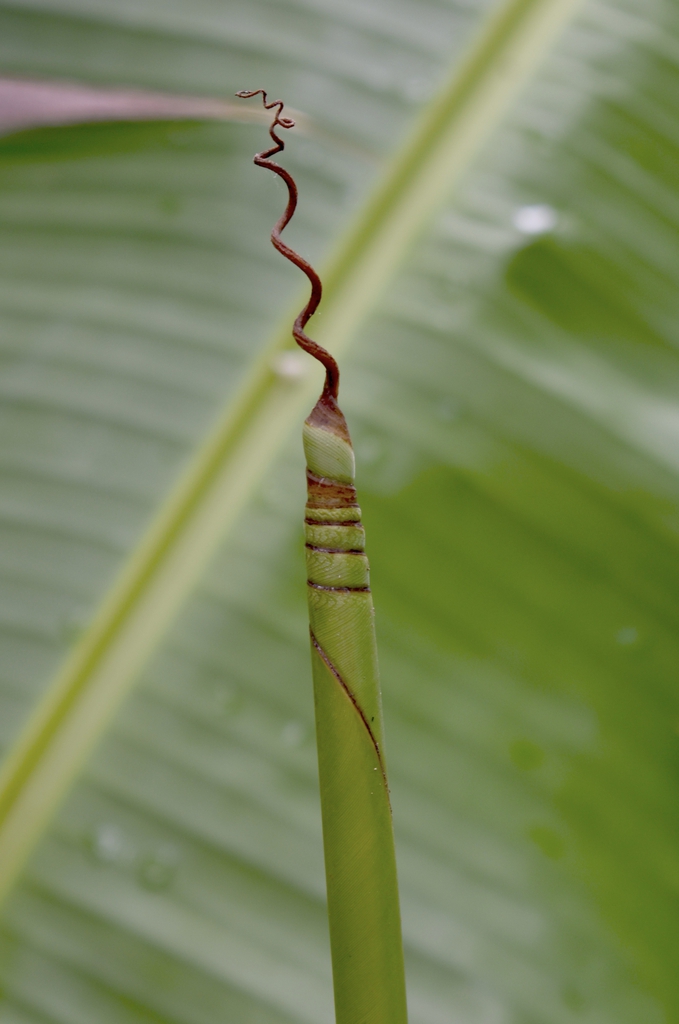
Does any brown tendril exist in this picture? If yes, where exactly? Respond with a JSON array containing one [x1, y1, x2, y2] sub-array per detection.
[[236, 89, 339, 400]]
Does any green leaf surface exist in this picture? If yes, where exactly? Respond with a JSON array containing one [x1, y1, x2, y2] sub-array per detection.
[[0, 0, 579, 906], [0, 0, 678, 1022]]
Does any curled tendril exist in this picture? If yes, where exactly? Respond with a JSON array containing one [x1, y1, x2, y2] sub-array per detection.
[[236, 89, 339, 400]]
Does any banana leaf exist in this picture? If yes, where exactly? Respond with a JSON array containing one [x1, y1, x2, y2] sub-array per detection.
[[0, 0, 677, 1021]]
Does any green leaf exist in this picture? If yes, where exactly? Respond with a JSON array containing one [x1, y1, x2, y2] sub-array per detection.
[[0, 0, 677, 1022], [0, 0, 579, 904]]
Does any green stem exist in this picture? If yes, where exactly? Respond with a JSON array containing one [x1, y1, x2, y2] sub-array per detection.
[[303, 396, 407, 1022]]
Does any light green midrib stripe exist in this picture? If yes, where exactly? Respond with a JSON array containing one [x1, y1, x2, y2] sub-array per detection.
[[0, 0, 581, 904]]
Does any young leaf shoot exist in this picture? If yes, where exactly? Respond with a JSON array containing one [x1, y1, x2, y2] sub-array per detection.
[[237, 89, 408, 1024]]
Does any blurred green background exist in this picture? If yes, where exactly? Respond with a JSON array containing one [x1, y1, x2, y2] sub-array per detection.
[[0, 0, 678, 1021]]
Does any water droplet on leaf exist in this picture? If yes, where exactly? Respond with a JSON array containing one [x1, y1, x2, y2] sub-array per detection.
[[437, 399, 458, 423], [513, 204, 557, 235], [138, 843, 180, 891], [510, 739, 545, 771], [616, 626, 638, 645], [90, 823, 126, 864], [281, 721, 305, 747], [272, 351, 308, 380]]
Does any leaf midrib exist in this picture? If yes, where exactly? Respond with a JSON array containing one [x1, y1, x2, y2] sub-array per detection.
[[0, 0, 581, 905]]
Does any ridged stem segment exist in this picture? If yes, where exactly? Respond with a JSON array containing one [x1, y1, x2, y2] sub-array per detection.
[[303, 397, 407, 1024]]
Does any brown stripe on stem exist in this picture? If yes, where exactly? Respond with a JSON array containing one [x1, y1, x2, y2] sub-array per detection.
[[307, 582, 371, 593], [310, 630, 388, 791], [305, 545, 365, 554], [304, 518, 360, 526], [306, 470, 357, 509]]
